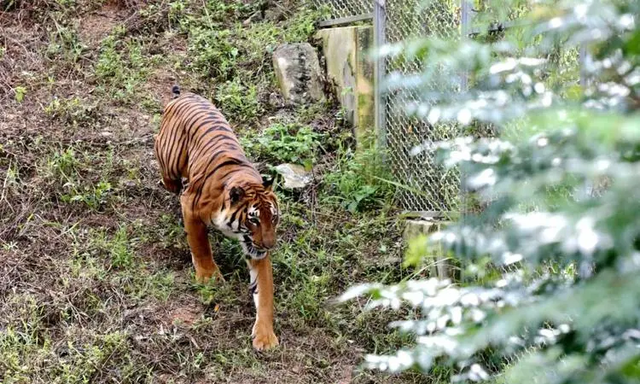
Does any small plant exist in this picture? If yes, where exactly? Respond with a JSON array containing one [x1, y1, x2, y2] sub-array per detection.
[[242, 123, 324, 167], [55, 0, 76, 8], [214, 79, 260, 123], [95, 34, 149, 102], [157, 214, 187, 250], [188, 28, 238, 80], [46, 25, 86, 63], [47, 147, 79, 180], [14, 86, 26, 103], [323, 145, 394, 213], [283, 8, 328, 43], [109, 226, 134, 269], [45, 96, 98, 126], [61, 180, 112, 210]]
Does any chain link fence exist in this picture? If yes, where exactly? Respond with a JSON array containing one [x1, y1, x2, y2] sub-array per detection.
[[385, 0, 462, 214], [312, 0, 467, 214], [313, 0, 373, 20]]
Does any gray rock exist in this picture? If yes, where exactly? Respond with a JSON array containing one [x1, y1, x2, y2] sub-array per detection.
[[267, 92, 284, 109], [264, 8, 284, 22], [274, 163, 312, 190], [273, 43, 324, 106]]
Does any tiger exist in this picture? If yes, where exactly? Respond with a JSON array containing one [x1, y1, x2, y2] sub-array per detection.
[[154, 85, 280, 350]]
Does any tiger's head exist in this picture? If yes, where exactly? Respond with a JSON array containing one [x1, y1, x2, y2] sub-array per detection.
[[226, 180, 279, 260]]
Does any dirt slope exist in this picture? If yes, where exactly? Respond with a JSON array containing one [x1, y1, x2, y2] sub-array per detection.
[[0, 1, 432, 383]]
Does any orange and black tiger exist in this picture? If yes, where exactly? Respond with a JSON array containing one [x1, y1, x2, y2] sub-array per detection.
[[154, 86, 280, 350]]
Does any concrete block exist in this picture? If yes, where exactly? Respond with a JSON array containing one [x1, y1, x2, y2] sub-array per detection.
[[273, 43, 324, 105], [315, 26, 374, 148], [404, 219, 453, 280]]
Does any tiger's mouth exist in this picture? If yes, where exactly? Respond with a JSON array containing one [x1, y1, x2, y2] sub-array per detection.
[[241, 240, 268, 260]]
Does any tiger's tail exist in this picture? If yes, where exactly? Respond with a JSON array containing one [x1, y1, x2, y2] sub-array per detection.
[[171, 85, 181, 99]]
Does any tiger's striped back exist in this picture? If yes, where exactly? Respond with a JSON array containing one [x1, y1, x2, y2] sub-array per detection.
[[154, 88, 279, 259], [155, 91, 261, 201]]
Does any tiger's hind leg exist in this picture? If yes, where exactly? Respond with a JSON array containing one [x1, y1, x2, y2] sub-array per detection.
[[180, 193, 225, 283]]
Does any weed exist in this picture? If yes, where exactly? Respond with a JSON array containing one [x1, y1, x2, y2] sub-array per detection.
[[188, 27, 239, 80], [43, 148, 116, 210], [214, 79, 260, 123], [242, 123, 324, 167], [193, 276, 237, 307], [56, 0, 75, 7], [156, 214, 187, 250], [44, 96, 99, 126], [47, 331, 133, 383], [14, 85, 26, 102], [46, 147, 79, 180], [95, 34, 150, 102], [61, 180, 112, 210], [45, 24, 86, 63], [323, 145, 395, 212], [109, 225, 134, 268], [282, 8, 328, 43]]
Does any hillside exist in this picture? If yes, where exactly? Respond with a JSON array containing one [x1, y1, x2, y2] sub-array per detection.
[[0, 1, 433, 383]]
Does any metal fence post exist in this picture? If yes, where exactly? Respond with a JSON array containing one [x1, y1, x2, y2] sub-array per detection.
[[579, 44, 591, 89], [459, 0, 472, 218], [374, 0, 387, 152], [460, 0, 471, 91]]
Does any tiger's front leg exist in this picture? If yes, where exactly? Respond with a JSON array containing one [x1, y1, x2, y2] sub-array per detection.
[[248, 255, 279, 350], [181, 193, 225, 283]]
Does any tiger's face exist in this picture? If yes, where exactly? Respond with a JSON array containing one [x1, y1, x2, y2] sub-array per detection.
[[227, 184, 279, 260]]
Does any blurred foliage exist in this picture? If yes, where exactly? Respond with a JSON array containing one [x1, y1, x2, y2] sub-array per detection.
[[342, 0, 640, 382]]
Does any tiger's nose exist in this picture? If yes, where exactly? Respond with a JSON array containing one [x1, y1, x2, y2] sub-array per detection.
[[262, 237, 275, 250]]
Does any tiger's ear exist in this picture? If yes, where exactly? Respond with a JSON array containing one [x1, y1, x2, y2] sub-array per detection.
[[229, 186, 245, 204], [262, 177, 274, 192]]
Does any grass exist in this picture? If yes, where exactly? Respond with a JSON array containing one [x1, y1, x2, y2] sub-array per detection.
[[0, 0, 440, 383]]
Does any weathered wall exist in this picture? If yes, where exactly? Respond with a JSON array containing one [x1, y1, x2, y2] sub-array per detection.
[[315, 26, 374, 148]]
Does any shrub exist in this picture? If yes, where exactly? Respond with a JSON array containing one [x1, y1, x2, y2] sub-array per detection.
[[242, 123, 324, 167], [323, 146, 394, 213], [341, 0, 640, 382], [214, 79, 260, 124]]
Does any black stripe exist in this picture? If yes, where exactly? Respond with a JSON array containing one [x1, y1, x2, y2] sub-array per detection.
[[189, 139, 239, 179], [180, 104, 209, 137], [167, 99, 201, 125], [208, 158, 244, 179], [192, 159, 249, 210], [228, 203, 246, 225], [163, 104, 197, 169], [217, 164, 258, 182], [190, 136, 239, 168], [171, 137, 188, 178], [189, 121, 234, 154]]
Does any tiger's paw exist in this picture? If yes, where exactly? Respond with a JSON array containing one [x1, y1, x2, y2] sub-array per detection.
[[195, 269, 225, 284], [252, 325, 279, 351]]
